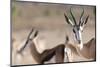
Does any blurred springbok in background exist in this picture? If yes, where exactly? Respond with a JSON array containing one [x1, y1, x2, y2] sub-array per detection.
[[64, 8, 89, 50], [16, 28, 66, 64]]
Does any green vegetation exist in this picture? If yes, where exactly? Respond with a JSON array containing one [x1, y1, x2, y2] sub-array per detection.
[[12, 4, 16, 16], [12, 0, 17, 18]]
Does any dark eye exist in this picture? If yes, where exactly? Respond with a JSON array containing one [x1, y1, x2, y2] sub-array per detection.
[[73, 29, 75, 33], [78, 28, 79, 30], [77, 26, 80, 31]]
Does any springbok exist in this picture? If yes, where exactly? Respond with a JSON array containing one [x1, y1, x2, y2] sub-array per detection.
[[17, 28, 66, 64], [64, 8, 89, 50], [65, 37, 96, 62], [64, 8, 96, 61]]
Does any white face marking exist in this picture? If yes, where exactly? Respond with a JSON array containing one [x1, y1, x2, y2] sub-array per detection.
[[73, 26, 83, 49], [80, 26, 83, 31], [73, 27, 81, 42], [76, 30, 80, 41], [78, 30, 82, 41], [78, 30, 83, 49]]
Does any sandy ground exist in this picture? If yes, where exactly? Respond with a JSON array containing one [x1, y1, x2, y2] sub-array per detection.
[[12, 26, 95, 65], [11, 1, 96, 66]]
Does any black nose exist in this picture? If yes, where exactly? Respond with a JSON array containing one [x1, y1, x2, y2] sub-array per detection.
[[78, 40, 81, 44]]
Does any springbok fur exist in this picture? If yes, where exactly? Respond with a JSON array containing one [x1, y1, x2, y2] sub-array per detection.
[[65, 38, 96, 62], [64, 8, 89, 50], [16, 28, 66, 64]]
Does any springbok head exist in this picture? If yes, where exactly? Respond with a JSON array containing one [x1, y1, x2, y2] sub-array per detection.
[[17, 28, 38, 54], [64, 8, 89, 49]]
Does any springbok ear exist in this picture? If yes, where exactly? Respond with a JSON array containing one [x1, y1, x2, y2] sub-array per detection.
[[34, 30, 38, 38], [81, 15, 89, 26], [28, 28, 38, 40], [84, 15, 89, 24], [64, 13, 74, 26]]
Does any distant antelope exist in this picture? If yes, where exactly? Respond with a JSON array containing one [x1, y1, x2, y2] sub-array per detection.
[[17, 28, 66, 64], [64, 8, 89, 50]]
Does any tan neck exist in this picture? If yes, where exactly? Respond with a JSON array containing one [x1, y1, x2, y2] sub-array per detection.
[[29, 40, 41, 63]]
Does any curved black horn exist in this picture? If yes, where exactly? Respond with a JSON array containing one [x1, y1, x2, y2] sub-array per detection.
[[70, 8, 77, 25], [81, 15, 89, 26], [79, 8, 84, 25], [34, 30, 38, 38], [84, 15, 89, 24], [64, 13, 70, 24], [27, 28, 34, 40]]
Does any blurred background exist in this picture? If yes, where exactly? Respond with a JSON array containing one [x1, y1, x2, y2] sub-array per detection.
[[11, 0, 96, 65]]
